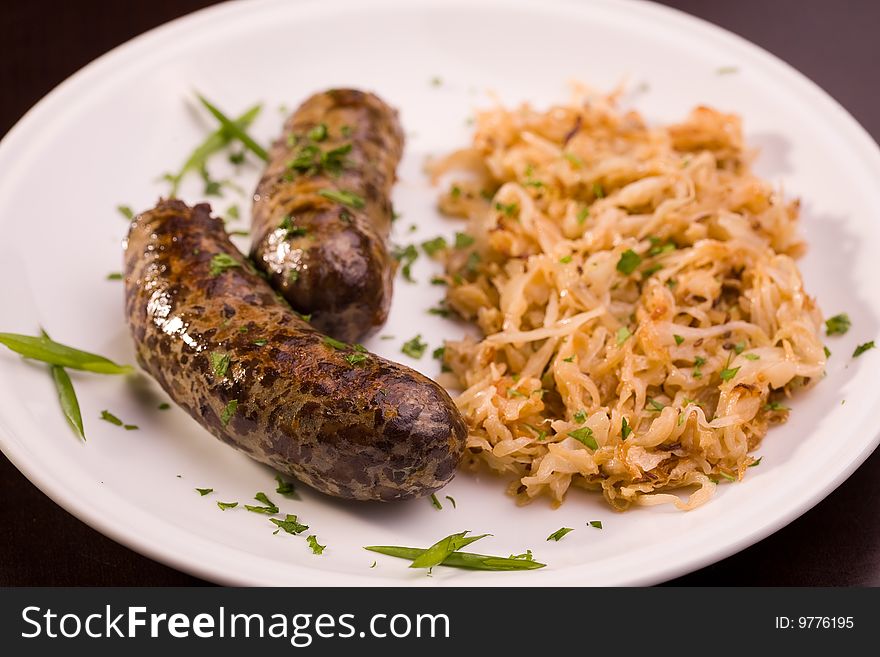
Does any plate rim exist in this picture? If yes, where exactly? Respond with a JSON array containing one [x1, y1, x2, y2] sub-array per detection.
[[1, 0, 879, 586]]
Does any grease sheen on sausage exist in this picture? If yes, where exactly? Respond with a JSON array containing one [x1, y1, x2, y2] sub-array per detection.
[[251, 89, 404, 343], [125, 199, 465, 501]]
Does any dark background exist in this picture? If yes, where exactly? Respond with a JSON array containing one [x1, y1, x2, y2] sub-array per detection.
[[1, 0, 878, 586]]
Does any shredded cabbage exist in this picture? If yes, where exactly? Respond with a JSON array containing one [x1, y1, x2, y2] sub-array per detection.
[[431, 87, 825, 510]]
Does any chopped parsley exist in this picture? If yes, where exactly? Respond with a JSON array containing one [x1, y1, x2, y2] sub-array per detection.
[[648, 241, 676, 256], [764, 401, 789, 411], [391, 243, 419, 282], [307, 123, 328, 142], [117, 205, 134, 220], [853, 341, 875, 358], [217, 501, 238, 510], [733, 341, 746, 354], [345, 352, 368, 366], [564, 152, 584, 168], [245, 492, 278, 515], [719, 366, 740, 382], [158, 403, 171, 410], [196, 488, 213, 496], [275, 475, 298, 498], [318, 188, 365, 209], [209, 253, 241, 277], [252, 339, 268, 347], [200, 165, 223, 196], [567, 426, 598, 449], [509, 550, 534, 561], [270, 514, 308, 535], [323, 336, 349, 350], [99, 410, 123, 426], [593, 182, 605, 198], [220, 399, 238, 427], [307, 535, 325, 555], [106, 272, 123, 281], [432, 346, 445, 360], [430, 276, 448, 286], [744, 353, 760, 361], [693, 356, 706, 378], [430, 494, 443, 510], [749, 457, 763, 468], [577, 206, 589, 224], [210, 352, 230, 379], [427, 305, 450, 317], [495, 201, 518, 217], [526, 424, 547, 441], [563, 355, 576, 363], [616, 249, 642, 275], [647, 397, 665, 412], [621, 417, 632, 440], [226, 204, 240, 220], [321, 143, 352, 175], [279, 215, 308, 238], [454, 232, 475, 249], [589, 520, 603, 529], [825, 313, 851, 336], [402, 335, 428, 359], [288, 270, 299, 283], [463, 251, 481, 274], [547, 527, 574, 541], [673, 334, 685, 346], [573, 410, 587, 423], [421, 236, 448, 256], [559, 255, 573, 264], [824, 345, 831, 358], [445, 495, 457, 509], [616, 327, 631, 345]]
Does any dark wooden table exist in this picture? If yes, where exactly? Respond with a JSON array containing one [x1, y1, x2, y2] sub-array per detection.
[[1, 0, 878, 586]]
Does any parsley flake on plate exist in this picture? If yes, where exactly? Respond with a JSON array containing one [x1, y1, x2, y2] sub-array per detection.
[[853, 341, 875, 358], [825, 313, 851, 335], [547, 527, 574, 541], [402, 335, 428, 359], [307, 535, 326, 555], [271, 514, 308, 535]]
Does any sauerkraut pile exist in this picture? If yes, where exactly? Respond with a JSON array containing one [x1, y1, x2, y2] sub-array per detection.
[[430, 88, 825, 510]]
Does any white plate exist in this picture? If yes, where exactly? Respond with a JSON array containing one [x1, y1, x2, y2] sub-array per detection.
[[1, 0, 879, 586]]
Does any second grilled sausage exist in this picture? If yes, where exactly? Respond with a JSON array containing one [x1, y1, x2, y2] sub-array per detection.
[[251, 89, 404, 343]]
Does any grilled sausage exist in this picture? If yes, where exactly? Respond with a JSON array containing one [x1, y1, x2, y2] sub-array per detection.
[[125, 199, 465, 501], [251, 89, 404, 343]]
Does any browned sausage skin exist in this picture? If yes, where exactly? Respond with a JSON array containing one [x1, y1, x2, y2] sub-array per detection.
[[125, 199, 465, 501], [251, 89, 404, 343]]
